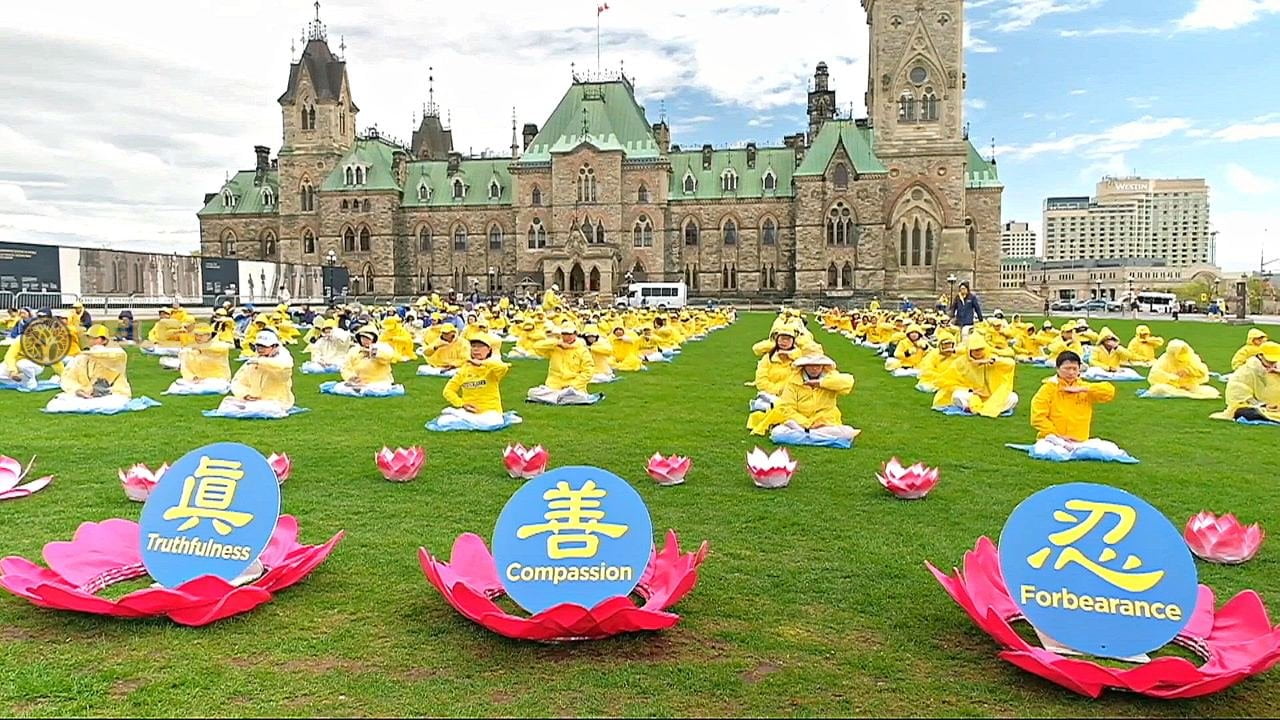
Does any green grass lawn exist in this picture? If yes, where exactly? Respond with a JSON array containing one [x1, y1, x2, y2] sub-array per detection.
[[1, 313, 1279, 717]]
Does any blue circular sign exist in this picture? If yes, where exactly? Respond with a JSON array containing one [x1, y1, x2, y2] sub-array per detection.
[[139, 443, 281, 588], [998, 483, 1198, 660], [492, 466, 653, 615]]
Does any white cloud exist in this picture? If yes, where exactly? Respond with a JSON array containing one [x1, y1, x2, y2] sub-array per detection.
[[1001, 116, 1193, 161], [1070, 89, 1088, 95], [1126, 96, 1159, 110], [1211, 209, 1280, 271], [1059, 25, 1165, 37], [1178, 0, 1280, 31], [966, 98, 988, 111], [1214, 119, 1280, 142], [1225, 164, 1278, 195], [991, 0, 1105, 32]]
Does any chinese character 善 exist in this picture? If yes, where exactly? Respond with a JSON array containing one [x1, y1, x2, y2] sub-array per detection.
[[516, 480, 629, 559], [162, 456, 255, 536], [1025, 499, 1165, 593]]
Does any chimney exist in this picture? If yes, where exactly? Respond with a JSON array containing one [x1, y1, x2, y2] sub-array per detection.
[[652, 122, 670, 155], [746, 142, 757, 169], [447, 152, 462, 174], [701, 144, 713, 171], [254, 145, 270, 173], [522, 123, 539, 151], [392, 150, 407, 186]]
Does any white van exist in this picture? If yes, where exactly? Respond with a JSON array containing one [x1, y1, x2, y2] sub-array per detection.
[[616, 282, 688, 309]]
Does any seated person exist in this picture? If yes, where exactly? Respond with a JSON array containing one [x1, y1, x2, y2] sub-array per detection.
[[609, 325, 645, 372], [1144, 339, 1220, 400], [526, 325, 600, 405], [581, 325, 616, 383], [885, 324, 928, 376], [166, 323, 232, 394], [1084, 327, 1143, 381], [749, 328, 800, 412], [637, 325, 668, 363], [1073, 319, 1099, 346], [932, 334, 1019, 418], [4, 327, 66, 391], [1019, 320, 1059, 363], [380, 316, 416, 362], [215, 331, 296, 418], [652, 317, 682, 356], [114, 311, 137, 344], [1214, 342, 1280, 424], [1126, 324, 1164, 366], [1230, 329, 1270, 371], [508, 319, 547, 359], [1044, 323, 1084, 366], [1032, 351, 1118, 442], [45, 325, 132, 413], [915, 335, 958, 393], [434, 333, 513, 430], [747, 354, 858, 443], [418, 323, 467, 377], [301, 319, 351, 373], [331, 326, 399, 395]]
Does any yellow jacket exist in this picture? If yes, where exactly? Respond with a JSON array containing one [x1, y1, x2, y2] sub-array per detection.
[[586, 338, 614, 375], [1231, 330, 1270, 370], [917, 348, 958, 389], [1127, 329, 1165, 363], [179, 341, 232, 382], [425, 336, 468, 369], [148, 318, 184, 345], [381, 320, 416, 362], [1089, 345, 1135, 372], [893, 337, 928, 369], [1222, 356, 1280, 416], [933, 346, 1017, 418], [609, 332, 644, 371], [62, 346, 130, 397], [754, 350, 800, 395], [653, 325, 681, 352], [443, 359, 510, 413], [535, 338, 595, 392], [749, 371, 855, 434], [1030, 377, 1116, 441], [1149, 340, 1210, 391], [1045, 336, 1084, 365], [341, 343, 395, 385], [231, 351, 294, 407]]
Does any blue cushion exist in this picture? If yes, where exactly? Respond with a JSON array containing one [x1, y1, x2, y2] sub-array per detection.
[[202, 406, 309, 420], [319, 381, 406, 397], [44, 396, 161, 415], [426, 411, 523, 432], [1005, 443, 1139, 464], [769, 425, 853, 449]]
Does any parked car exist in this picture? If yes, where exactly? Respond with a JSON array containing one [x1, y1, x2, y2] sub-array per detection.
[[1081, 300, 1111, 312], [1050, 300, 1076, 311]]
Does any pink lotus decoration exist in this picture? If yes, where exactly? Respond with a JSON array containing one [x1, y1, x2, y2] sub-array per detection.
[[746, 447, 795, 489], [1185, 511, 1265, 565], [928, 537, 1280, 698], [268, 452, 292, 484], [646, 453, 692, 486], [503, 443, 549, 480], [0, 456, 53, 502], [118, 463, 169, 503], [420, 530, 708, 641], [376, 446, 425, 483], [877, 457, 940, 500], [0, 515, 343, 627]]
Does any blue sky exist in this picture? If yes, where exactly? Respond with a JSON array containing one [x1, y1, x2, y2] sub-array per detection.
[[1, 0, 1277, 271]]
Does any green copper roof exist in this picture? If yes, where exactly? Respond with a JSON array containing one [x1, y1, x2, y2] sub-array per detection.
[[321, 138, 405, 192], [198, 170, 280, 217], [402, 158, 513, 208], [965, 141, 1002, 189], [795, 120, 887, 176], [668, 147, 796, 201], [520, 80, 660, 163]]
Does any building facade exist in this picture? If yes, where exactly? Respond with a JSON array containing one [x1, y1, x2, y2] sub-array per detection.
[[1043, 178, 1212, 267], [1000, 221, 1037, 258], [198, 0, 1003, 300], [1000, 257, 1221, 302]]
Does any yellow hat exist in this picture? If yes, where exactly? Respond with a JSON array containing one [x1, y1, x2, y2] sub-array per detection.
[[557, 324, 579, 335], [966, 334, 990, 352], [468, 332, 503, 351], [437, 323, 457, 334], [1061, 321, 1077, 333], [582, 324, 602, 337], [1098, 327, 1119, 342], [354, 325, 379, 341], [1259, 342, 1280, 363], [86, 324, 110, 339], [1136, 324, 1151, 336], [192, 323, 214, 335], [793, 354, 836, 367], [1247, 328, 1269, 344]]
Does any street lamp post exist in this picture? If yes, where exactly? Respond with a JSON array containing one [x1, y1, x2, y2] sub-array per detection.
[[946, 273, 957, 315], [1237, 273, 1249, 320]]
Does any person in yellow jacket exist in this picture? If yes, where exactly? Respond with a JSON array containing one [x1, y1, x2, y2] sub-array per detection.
[[216, 330, 296, 418], [526, 325, 602, 405], [652, 316, 682, 355], [212, 311, 237, 345], [1127, 325, 1164, 366], [380, 316, 416, 363], [4, 329, 68, 391], [431, 333, 515, 430], [609, 325, 645, 372], [581, 325, 616, 383], [748, 354, 859, 444], [301, 319, 351, 374], [1031, 351, 1117, 441], [144, 309, 185, 355], [1212, 342, 1280, 424], [1083, 327, 1143, 381], [1073, 319, 1099, 345], [1018, 321, 1058, 363], [885, 325, 929, 375], [325, 326, 400, 396], [749, 328, 801, 412], [165, 323, 232, 395], [418, 323, 468, 377], [1044, 322, 1084, 366], [268, 305, 301, 344], [1143, 339, 1220, 400], [637, 324, 668, 363], [508, 318, 548, 359], [542, 284, 563, 311], [915, 335, 958, 393], [932, 334, 1019, 418], [1230, 329, 1270, 371], [45, 325, 133, 413]]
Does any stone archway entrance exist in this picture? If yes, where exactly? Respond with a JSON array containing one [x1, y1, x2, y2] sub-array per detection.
[[569, 263, 586, 293], [553, 267, 566, 290]]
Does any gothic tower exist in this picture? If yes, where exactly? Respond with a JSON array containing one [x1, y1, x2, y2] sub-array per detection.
[[807, 62, 836, 143]]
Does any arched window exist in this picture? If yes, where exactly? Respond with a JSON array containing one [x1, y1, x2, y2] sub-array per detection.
[[826, 203, 855, 246], [221, 229, 236, 256], [362, 264, 374, 293], [589, 267, 601, 292], [344, 167, 355, 185], [418, 183, 431, 202], [827, 262, 839, 288], [488, 179, 502, 201], [593, 219, 606, 245], [452, 226, 468, 251], [343, 227, 356, 252], [722, 219, 738, 245], [341, 199, 349, 211], [832, 164, 850, 189], [531, 186, 542, 206], [637, 184, 650, 203], [300, 100, 315, 130], [488, 224, 503, 250], [361, 199, 370, 212], [684, 264, 697, 289], [721, 169, 738, 192], [261, 187, 275, 208], [683, 219, 699, 246], [577, 165, 597, 203], [898, 91, 916, 122], [359, 226, 371, 252], [925, 224, 935, 265], [967, 220, 977, 252], [262, 230, 276, 256], [761, 218, 778, 245], [682, 173, 697, 195], [912, 220, 922, 266], [633, 215, 653, 247], [355, 166, 366, 185], [303, 229, 316, 254], [922, 88, 939, 122], [299, 181, 315, 212], [763, 171, 777, 192], [221, 190, 235, 208], [418, 226, 432, 252], [841, 262, 853, 289], [527, 218, 547, 249], [452, 178, 465, 200]]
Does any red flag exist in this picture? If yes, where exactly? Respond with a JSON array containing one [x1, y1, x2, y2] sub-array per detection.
[[598, 3, 609, 14]]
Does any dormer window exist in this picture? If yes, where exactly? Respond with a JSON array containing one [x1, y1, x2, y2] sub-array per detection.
[[682, 173, 697, 195], [261, 187, 275, 207], [221, 190, 235, 208], [345, 165, 366, 186], [452, 178, 465, 201], [488, 179, 502, 201], [763, 171, 778, 192], [418, 183, 431, 202], [721, 169, 738, 192]]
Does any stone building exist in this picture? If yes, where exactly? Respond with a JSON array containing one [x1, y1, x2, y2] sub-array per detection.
[[198, 0, 1004, 301]]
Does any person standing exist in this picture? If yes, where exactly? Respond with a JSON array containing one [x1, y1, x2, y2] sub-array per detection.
[[949, 282, 983, 332]]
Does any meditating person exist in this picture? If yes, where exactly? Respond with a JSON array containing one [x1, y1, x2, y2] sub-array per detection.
[[45, 325, 132, 413], [1230, 329, 1270, 371], [433, 333, 513, 430], [418, 323, 467, 377], [652, 316, 682, 356], [301, 319, 351, 374], [1127, 325, 1164, 366], [1044, 322, 1084, 366], [1084, 328, 1143, 381], [508, 318, 547, 359], [114, 311, 137, 344], [165, 323, 232, 395], [1018, 321, 1059, 363], [1032, 351, 1117, 441], [1214, 342, 1280, 424], [215, 331, 296, 418], [885, 324, 928, 376], [380, 315, 416, 363], [1144, 339, 1221, 399], [638, 325, 668, 363], [542, 283, 563, 311], [581, 325, 616, 384], [749, 327, 800, 412], [747, 354, 858, 444], [915, 335, 958, 393], [526, 325, 600, 405], [330, 326, 399, 396], [932, 334, 1019, 417], [4, 326, 67, 391], [609, 325, 645, 372]]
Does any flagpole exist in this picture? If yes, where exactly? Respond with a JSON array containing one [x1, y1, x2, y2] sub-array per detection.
[[597, 10, 601, 74]]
